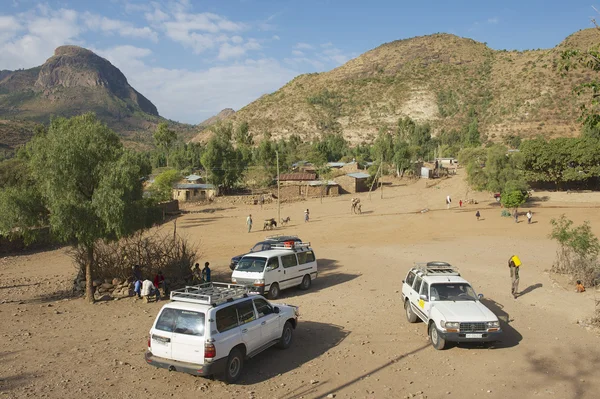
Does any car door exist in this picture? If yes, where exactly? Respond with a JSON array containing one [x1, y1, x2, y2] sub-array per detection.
[[253, 297, 280, 342], [264, 256, 282, 292], [236, 299, 264, 354], [418, 281, 432, 321], [410, 276, 426, 320], [402, 271, 416, 301], [151, 307, 177, 359], [214, 305, 242, 362], [280, 253, 300, 288], [170, 309, 207, 364]]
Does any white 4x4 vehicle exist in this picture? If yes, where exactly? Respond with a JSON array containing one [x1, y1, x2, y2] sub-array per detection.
[[145, 282, 299, 383], [401, 262, 502, 350]]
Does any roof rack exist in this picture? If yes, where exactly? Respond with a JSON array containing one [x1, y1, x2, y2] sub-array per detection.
[[265, 234, 299, 240], [414, 261, 460, 276], [270, 241, 311, 251], [170, 282, 250, 306]]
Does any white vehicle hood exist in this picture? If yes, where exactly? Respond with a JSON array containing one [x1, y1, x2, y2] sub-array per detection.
[[431, 301, 498, 322]]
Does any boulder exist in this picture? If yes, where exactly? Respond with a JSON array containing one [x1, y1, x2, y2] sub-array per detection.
[[104, 278, 112, 284], [112, 278, 122, 286], [92, 280, 102, 287], [101, 282, 113, 290]]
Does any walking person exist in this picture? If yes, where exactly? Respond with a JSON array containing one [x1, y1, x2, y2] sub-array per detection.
[[246, 214, 253, 233], [475, 210, 481, 221], [304, 209, 310, 223], [513, 209, 519, 223], [459, 199, 463, 208], [446, 195, 452, 209], [508, 255, 521, 299], [526, 210, 533, 224]]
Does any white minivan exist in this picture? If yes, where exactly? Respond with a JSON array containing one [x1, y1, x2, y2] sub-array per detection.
[[231, 242, 318, 299]]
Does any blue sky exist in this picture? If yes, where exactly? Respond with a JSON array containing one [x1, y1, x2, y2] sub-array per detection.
[[0, 0, 598, 124]]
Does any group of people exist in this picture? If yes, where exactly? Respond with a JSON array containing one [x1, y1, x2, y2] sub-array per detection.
[[131, 262, 212, 303]]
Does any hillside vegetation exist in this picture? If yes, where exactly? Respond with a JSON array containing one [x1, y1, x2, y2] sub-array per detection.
[[219, 29, 600, 144]]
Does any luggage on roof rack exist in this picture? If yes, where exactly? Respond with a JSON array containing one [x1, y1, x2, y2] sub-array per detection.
[[170, 282, 250, 306], [270, 242, 311, 251], [414, 261, 460, 276], [265, 234, 299, 240]]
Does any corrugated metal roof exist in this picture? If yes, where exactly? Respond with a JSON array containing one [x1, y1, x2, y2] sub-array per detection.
[[326, 162, 346, 168], [346, 172, 370, 179], [174, 184, 215, 190], [279, 173, 317, 181], [185, 174, 203, 181], [307, 180, 339, 186]]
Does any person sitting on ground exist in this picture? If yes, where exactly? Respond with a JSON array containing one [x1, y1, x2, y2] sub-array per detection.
[[202, 262, 211, 283], [141, 279, 160, 303], [132, 265, 143, 299], [576, 280, 586, 293], [153, 270, 168, 297]]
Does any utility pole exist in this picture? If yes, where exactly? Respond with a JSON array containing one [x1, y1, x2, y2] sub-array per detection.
[[276, 151, 281, 224]]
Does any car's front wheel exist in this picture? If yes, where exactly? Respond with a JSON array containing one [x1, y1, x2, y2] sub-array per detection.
[[277, 321, 294, 349], [268, 283, 280, 300], [429, 322, 446, 350], [405, 300, 418, 323], [225, 348, 244, 383]]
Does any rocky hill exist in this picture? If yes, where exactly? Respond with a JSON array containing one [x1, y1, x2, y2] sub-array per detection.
[[198, 108, 236, 128], [0, 46, 195, 152], [202, 29, 600, 144]]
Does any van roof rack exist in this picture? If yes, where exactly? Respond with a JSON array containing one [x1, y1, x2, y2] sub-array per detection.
[[414, 261, 460, 276], [270, 242, 311, 251], [170, 282, 250, 306]]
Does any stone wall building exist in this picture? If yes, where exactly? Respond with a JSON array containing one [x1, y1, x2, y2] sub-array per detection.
[[335, 172, 370, 194], [172, 183, 217, 202]]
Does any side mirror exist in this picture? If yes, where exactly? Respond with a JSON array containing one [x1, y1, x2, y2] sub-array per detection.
[[273, 306, 280, 314], [419, 294, 428, 301], [478, 293, 484, 299]]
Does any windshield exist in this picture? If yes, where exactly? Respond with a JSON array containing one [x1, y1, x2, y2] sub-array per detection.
[[430, 283, 478, 301], [250, 243, 268, 252], [235, 256, 267, 273]]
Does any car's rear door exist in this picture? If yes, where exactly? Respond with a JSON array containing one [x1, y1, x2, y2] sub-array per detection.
[[280, 253, 300, 288], [170, 309, 206, 364], [150, 307, 176, 359]]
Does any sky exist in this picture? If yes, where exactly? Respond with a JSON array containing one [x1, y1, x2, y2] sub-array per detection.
[[0, 0, 598, 124]]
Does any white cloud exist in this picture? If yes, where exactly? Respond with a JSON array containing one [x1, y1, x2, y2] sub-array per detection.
[[292, 50, 304, 56], [487, 17, 499, 24], [231, 35, 243, 44], [321, 42, 333, 48], [217, 38, 261, 60], [283, 57, 325, 71], [272, 34, 280, 40], [83, 13, 158, 42], [320, 47, 350, 65], [294, 42, 313, 50], [99, 44, 298, 122]]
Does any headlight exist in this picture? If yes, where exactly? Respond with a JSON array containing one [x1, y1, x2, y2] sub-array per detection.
[[231, 277, 237, 283], [486, 321, 500, 328], [253, 279, 265, 286], [441, 321, 460, 329]]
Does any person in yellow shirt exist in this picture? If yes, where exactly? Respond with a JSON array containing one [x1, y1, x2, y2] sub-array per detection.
[[508, 255, 521, 299], [576, 280, 586, 293]]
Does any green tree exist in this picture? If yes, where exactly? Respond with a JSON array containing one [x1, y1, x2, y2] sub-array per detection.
[[372, 128, 394, 163], [201, 123, 246, 191], [501, 189, 526, 210], [151, 169, 181, 201], [153, 122, 177, 167], [27, 113, 151, 303], [462, 118, 481, 147]]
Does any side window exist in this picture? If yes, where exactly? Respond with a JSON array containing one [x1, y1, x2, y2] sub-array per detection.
[[266, 257, 279, 270], [281, 254, 298, 268], [305, 251, 316, 263], [253, 298, 274, 318], [413, 276, 423, 292], [405, 272, 416, 287], [216, 306, 238, 332], [237, 300, 257, 325], [296, 251, 307, 264], [420, 282, 429, 300]]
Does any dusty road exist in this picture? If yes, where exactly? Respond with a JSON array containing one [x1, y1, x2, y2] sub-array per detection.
[[2, 171, 600, 399]]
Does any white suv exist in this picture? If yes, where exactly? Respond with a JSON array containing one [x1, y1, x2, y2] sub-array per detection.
[[401, 262, 502, 350], [145, 282, 299, 383]]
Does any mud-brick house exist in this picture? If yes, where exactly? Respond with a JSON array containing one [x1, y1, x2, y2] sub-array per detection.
[[278, 172, 317, 199], [172, 183, 217, 202], [306, 180, 340, 197], [335, 172, 370, 194]]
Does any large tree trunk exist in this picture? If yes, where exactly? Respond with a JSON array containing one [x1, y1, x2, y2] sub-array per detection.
[[85, 244, 95, 303]]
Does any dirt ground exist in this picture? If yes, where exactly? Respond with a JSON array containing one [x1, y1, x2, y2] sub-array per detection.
[[3, 170, 600, 399]]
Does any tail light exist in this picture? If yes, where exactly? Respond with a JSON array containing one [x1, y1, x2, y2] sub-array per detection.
[[205, 343, 216, 359], [148, 335, 151, 348]]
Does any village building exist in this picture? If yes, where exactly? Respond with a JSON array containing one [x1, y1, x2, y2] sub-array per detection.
[[278, 172, 317, 186], [172, 183, 217, 202], [335, 172, 370, 194], [184, 174, 204, 183]]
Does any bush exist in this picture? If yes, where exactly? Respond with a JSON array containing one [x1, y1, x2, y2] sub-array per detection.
[[72, 229, 198, 283], [549, 214, 600, 287]]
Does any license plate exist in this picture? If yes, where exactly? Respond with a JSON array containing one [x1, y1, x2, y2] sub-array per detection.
[[465, 333, 483, 338]]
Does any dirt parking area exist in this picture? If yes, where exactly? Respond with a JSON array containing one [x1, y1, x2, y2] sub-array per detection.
[[2, 171, 600, 399]]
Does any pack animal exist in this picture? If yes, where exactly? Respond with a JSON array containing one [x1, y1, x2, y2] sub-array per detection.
[[351, 198, 361, 214], [263, 218, 277, 230], [281, 216, 291, 225]]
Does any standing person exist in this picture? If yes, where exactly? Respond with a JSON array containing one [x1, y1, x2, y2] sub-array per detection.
[[259, 195, 264, 210], [246, 214, 253, 233], [446, 195, 452, 209], [132, 265, 142, 299], [192, 263, 202, 284], [513, 209, 519, 223], [304, 209, 310, 223], [526, 210, 533, 224], [202, 262, 211, 283], [459, 200, 463, 208], [508, 255, 521, 299], [475, 210, 481, 221]]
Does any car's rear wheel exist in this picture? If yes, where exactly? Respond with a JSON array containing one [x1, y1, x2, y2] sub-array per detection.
[[225, 348, 244, 383], [277, 321, 294, 349], [429, 322, 446, 350], [405, 300, 418, 323], [268, 283, 280, 300], [299, 275, 311, 290]]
